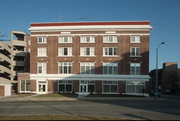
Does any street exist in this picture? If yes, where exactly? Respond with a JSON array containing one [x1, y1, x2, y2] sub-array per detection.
[[0, 96, 180, 120]]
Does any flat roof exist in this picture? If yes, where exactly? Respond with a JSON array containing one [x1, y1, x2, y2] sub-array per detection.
[[31, 21, 150, 27]]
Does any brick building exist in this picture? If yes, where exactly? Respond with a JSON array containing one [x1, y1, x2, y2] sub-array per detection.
[[18, 21, 152, 96]]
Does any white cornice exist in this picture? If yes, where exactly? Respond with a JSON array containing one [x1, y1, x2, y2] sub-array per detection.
[[31, 33, 149, 37], [29, 25, 152, 32]]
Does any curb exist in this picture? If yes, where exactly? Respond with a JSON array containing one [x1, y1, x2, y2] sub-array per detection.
[[0, 97, 78, 102]]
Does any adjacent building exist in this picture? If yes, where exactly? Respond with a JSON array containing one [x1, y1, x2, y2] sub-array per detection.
[[18, 21, 152, 96], [0, 42, 12, 96], [0, 31, 29, 96], [149, 62, 180, 93]]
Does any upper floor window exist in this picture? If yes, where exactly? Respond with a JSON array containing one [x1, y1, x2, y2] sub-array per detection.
[[103, 47, 118, 56], [37, 48, 47, 57], [81, 36, 95, 43], [131, 36, 140, 43], [59, 36, 72, 43], [37, 62, 47, 74], [130, 47, 141, 57], [80, 63, 95, 74], [58, 47, 72, 56], [37, 37, 47, 44], [80, 47, 95, 56], [58, 62, 72, 74], [130, 63, 140, 75], [103, 36, 118, 43], [103, 63, 118, 74]]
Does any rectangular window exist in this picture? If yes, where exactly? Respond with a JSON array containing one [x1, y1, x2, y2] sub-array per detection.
[[103, 47, 118, 56], [103, 36, 118, 43], [103, 81, 118, 93], [80, 63, 95, 74], [58, 80, 72, 93], [58, 62, 72, 74], [37, 37, 47, 44], [37, 62, 47, 74], [80, 36, 95, 43], [80, 47, 95, 56], [130, 47, 140, 56], [126, 81, 145, 93], [37, 48, 47, 57], [103, 63, 118, 74], [131, 36, 140, 43], [58, 47, 72, 56], [130, 63, 141, 75], [20, 80, 31, 92], [58, 36, 72, 43]]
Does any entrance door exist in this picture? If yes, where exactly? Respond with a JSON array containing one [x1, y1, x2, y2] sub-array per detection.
[[38, 81, 47, 94], [79, 80, 89, 95], [80, 84, 88, 94]]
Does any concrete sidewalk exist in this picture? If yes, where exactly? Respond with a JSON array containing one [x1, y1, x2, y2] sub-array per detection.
[[0, 96, 78, 102]]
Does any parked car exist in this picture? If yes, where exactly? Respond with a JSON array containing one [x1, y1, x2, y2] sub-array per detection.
[[149, 90, 161, 97]]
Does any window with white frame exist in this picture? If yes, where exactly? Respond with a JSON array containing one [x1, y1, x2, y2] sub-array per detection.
[[37, 62, 47, 74], [131, 36, 140, 43], [130, 63, 141, 75], [130, 47, 140, 56], [103, 36, 118, 43], [58, 80, 72, 93], [103, 81, 118, 93], [126, 81, 145, 93], [58, 62, 72, 74], [20, 80, 31, 92], [103, 63, 118, 74], [80, 47, 95, 56], [103, 47, 118, 56], [37, 37, 47, 44], [58, 36, 72, 43], [80, 36, 95, 43], [37, 48, 47, 57], [58, 47, 72, 56], [80, 63, 95, 74]]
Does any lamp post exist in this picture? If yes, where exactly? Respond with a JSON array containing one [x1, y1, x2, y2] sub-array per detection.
[[155, 42, 165, 98]]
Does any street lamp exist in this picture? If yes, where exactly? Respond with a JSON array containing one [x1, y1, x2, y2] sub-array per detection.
[[155, 42, 165, 98]]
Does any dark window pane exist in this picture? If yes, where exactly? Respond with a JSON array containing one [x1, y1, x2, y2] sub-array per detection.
[[111, 85, 117, 92], [66, 85, 72, 92], [88, 85, 94, 92], [59, 85, 65, 92], [109, 48, 113, 55], [21, 80, 25, 91], [103, 85, 110, 92]]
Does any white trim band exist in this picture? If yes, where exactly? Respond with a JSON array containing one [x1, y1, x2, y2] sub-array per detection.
[[30, 74, 149, 81]]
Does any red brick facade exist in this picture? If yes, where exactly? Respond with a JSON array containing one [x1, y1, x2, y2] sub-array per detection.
[[18, 21, 151, 96]]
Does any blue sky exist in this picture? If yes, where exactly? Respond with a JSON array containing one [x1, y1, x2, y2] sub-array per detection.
[[0, 0, 180, 71]]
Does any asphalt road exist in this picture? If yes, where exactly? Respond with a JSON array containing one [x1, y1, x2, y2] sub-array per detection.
[[0, 96, 180, 120]]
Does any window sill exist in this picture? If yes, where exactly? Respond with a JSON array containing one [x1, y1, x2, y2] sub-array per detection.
[[103, 55, 119, 57], [37, 43, 47, 44], [130, 42, 141, 44], [103, 42, 118, 43], [129, 55, 142, 57], [58, 56, 74, 57], [37, 56, 48, 57], [80, 42, 95, 43], [58, 42, 73, 43], [80, 56, 96, 57]]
